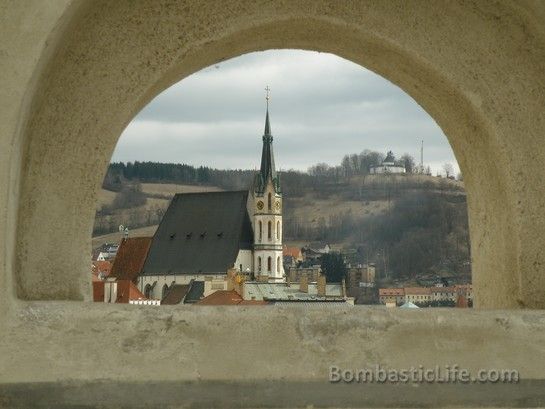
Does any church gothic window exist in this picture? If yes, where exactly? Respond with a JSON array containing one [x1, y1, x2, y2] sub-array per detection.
[[258, 257, 262, 272], [161, 284, 168, 299], [259, 221, 262, 241], [268, 221, 272, 239], [277, 257, 280, 273], [267, 256, 272, 272], [276, 221, 280, 240], [268, 193, 272, 210]]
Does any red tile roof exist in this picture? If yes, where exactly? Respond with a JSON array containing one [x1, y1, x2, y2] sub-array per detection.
[[404, 287, 432, 295], [92, 261, 112, 282], [115, 280, 147, 303], [379, 288, 404, 296], [431, 286, 456, 293], [110, 237, 152, 282], [161, 284, 191, 305], [283, 246, 302, 258], [196, 290, 269, 305], [455, 284, 473, 292]]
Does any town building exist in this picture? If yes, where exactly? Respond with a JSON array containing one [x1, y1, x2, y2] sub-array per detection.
[[94, 243, 119, 261], [431, 286, 457, 302], [242, 276, 352, 304], [283, 245, 303, 269], [379, 284, 473, 307], [404, 287, 432, 304], [92, 260, 112, 282], [301, 243, 330, 261], [346, 264, 376, 288], [379, 288, 405, 305], [287, 266, 322, 283], [100, 237, 152, 304], [369, 151, 406, 174]]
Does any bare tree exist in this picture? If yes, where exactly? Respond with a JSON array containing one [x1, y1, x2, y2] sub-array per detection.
[[443, 163, 454, 178], [400, 153, 415, 173]]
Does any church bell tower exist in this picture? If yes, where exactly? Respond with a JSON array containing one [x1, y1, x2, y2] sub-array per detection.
[[252, 87, 284, 282]]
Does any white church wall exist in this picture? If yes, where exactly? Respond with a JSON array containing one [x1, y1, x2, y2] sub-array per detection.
[[370, 165, 406, 174], [254, 249, 284, 280], [235, 250, 253, 274], [138, 273, 225, 300]]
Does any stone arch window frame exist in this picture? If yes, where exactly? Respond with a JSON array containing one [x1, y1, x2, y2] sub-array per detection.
[[258, 220, 262, 242], [267, 221, 272, 240], [9, 4, 519, 309], [144, 284, 152, 299], [3, 3, 545, 405], [257, 256, 262, 272], [277, 256, 280, 273], [267, 256, 272, 272], [268, 192, 272, 211], [276, 221, 280, 241]]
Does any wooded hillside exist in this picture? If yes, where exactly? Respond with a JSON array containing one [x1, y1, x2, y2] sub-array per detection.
[[94, 151, 469, 278]]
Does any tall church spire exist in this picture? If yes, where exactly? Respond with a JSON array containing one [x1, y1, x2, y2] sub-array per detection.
[[264, 108, 271, 136], [254, 86, 281, 194]]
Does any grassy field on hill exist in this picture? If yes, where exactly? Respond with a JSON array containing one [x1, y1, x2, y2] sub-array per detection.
[[93, 184, 222, 239]]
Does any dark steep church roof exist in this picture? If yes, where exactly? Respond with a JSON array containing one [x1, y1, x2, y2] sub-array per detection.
[[141, 191, 253, 276], [254, 108, 281, 194]]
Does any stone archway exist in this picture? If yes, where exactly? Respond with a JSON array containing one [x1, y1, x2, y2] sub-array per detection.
[[2, 2, 545, 405], [7, 1, 544, 308]]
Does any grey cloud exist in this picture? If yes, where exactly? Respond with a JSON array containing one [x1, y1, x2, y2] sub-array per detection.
[[113, 50, 459, 174]]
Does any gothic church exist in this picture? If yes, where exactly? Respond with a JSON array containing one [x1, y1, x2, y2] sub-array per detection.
[[138, 102, 284, 297]]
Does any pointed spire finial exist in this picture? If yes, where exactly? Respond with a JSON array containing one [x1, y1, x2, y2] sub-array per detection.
[[265, 85, 271, 109], [264, 86, 272, 136]]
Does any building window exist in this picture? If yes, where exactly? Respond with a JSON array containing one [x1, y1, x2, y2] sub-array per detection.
[[276, 221, 280, 240], [268, 193, 272, 210], [259, 221, 262, 241], [239, 264, 243, 272], [144, 284, 151, 299], [258, 257, 262, 272], [268, 221, 272, 239], [267, 257, 272, 272], [277, 256, 280, 273]]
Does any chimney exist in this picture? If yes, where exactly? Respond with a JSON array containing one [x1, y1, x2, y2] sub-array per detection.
[[299, 274, 308, 293], [236, 276, 244, 297], [226, 268, 236, 291], [317, 275, 326, 297], [289, 268, 296, 283]]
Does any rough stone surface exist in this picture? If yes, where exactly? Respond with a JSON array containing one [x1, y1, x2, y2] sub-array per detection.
[[1, 0, 545, 407]]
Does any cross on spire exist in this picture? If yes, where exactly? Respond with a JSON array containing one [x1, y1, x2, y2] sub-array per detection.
[[265, 85, 270, 109]]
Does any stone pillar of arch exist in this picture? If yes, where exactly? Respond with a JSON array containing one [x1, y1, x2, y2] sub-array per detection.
[[1, 1, 545, 313]]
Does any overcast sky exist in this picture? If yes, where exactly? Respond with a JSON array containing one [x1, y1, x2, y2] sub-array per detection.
[[112, 50, 459, 175]]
